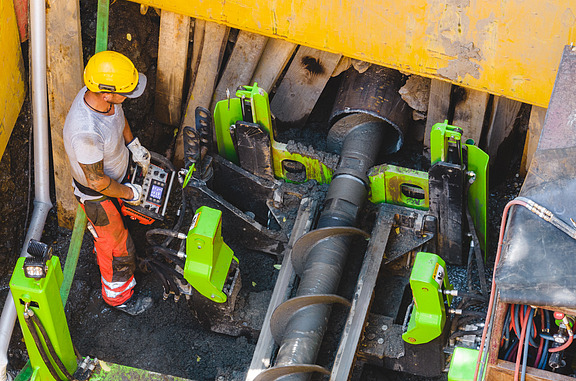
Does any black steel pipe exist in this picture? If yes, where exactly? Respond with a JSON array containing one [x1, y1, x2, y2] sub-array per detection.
[[273, 120, 384, 379], [329, 65, 411, 154]]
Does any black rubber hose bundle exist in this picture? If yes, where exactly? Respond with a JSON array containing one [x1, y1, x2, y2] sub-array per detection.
[[24, 309, 76, 380]]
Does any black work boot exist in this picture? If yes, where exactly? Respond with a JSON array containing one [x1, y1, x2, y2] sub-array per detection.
[[114, 294, 153, 316]]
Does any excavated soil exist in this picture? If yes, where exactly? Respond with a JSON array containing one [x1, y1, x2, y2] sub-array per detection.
[[0, 1, 528, 380]]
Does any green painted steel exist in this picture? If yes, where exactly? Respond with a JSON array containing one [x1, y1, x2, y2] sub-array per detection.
[[213, 83, 331, 183], [402, 252, 452, 345], [10, 257, 77, 381], [213, 96, 243, 163], [465, 143, 489, 254], [447, 347, 480, 381], [60, 205, 88, 304], [430, 121, 488, 255], [184, 206, 237, 303], [430, 120, 464, 166], [95, 0, 109, 54], [213, 83, 272, 164], [236, 84, 273, 132], [368, 164, 429, 210]]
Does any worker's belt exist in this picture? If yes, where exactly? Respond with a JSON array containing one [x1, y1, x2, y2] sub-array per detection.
[[73, 178, 103, 197]]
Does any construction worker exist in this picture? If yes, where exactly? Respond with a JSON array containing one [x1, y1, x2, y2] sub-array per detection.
[[63, 51, 152, 315]]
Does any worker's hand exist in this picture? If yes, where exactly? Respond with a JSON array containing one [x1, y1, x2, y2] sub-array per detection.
[[123, 183, 143, 206], [127, 137, 151, 176]]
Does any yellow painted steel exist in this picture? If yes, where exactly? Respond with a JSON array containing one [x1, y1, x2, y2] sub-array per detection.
[[0, 0, 25, 161], [128, 0, 576, 108]]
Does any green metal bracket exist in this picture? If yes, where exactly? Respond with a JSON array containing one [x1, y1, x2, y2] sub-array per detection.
[[368, 164, 429, 210], [271, 141, 334, 184], [184, 206, 237, 303], [447, 347, 480, 381], [402, 252, 452, 345], [10, 256, 77, 381], [430, 120, 464, 166], [465, 142, 489, 253], [213, 84, 330, 184], [430, 121, 489, 254], [213, 83, 272, 164]]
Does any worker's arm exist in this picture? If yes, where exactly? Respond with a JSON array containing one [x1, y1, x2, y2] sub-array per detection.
[[123, 118, 134, 144], [79, 160, 134, 200], [123, 117, 151, 176]]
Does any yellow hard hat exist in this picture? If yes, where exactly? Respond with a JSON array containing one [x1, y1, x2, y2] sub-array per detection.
[[83, 51, 147, 98]]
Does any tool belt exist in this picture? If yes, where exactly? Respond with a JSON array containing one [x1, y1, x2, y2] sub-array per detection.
[[73, 178, 104, 197]]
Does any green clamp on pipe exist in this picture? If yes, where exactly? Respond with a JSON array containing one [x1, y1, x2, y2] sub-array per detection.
[[402, 252, 452, 345], [184, 206, 237, 303], [10, 254, 77, 380], [213, 83, 331, 184]]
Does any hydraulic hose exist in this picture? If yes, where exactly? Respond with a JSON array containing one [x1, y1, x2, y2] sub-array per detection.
[[548, 333, 573, 353], [146, 229, 186, 246], [28, 311, 75, 380], [514, 305, 530, 381], [23, 311, 62, 381], [520, 308, 534, 381], [473, 198, 528, 381], [149, 246, 186, 269], [474, 196, 576, 380]]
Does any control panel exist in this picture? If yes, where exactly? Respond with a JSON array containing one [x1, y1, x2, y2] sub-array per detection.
[[122, 162, 175, 225]]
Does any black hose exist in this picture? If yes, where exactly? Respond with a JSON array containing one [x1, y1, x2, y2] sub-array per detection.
[[458, 310, 487, 318], [148, 261, 171, 296], [456, 291, 488, 301], [515, 196, 576, 240], [23, 312, 64, 381], [29, 311, 75, 380], [151, 151, 176, 172], [450, 329, 484, 340], [150, 245, 186, 269], [146, 229, 183, 246], [149, 257, 187, 282]]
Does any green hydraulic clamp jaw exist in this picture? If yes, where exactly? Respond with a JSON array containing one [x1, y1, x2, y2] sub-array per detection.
[[184, 206, 238, 303], [430, 120, 489, 254], [213, 83, 332, 184], [402, 252, 452, 345], [10, 249, 77, 381], [368, 164, 429, 210], [213, 83, 273, 164]]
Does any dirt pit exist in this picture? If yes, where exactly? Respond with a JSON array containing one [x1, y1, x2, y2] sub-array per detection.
[[0, 1, 528, 380]]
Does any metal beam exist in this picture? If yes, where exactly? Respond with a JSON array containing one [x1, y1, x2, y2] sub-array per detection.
[[128, 0, 576, 108]]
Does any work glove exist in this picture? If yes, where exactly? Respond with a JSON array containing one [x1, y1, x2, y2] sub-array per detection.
[[123, 183, 143, 206], [127, 137, 151, 177]]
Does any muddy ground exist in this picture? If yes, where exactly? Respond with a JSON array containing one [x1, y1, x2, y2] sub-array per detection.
[[0, 1, 527, 380]]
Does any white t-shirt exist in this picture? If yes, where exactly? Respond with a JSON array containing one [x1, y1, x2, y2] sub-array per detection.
[[63, 87, 129, 200]]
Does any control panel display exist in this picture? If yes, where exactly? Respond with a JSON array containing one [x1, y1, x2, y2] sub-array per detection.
[[125, 161, 175, 223]]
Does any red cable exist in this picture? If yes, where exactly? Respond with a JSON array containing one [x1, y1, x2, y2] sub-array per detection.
[[511, 305, 519, 337], [473, 199, 528, 381], [514, 307, 531, 381], [549, 333, 573, 353], [534, 310, 545, 367]]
